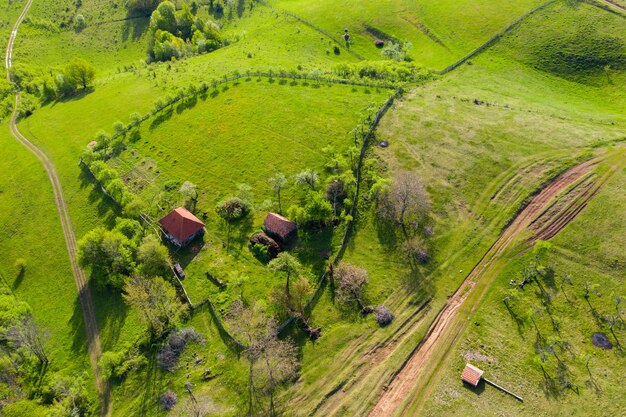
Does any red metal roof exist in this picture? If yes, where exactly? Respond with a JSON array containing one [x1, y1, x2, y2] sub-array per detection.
[[461, 363, 484, 386], [158, 207, 205, 243], [264, 212, 297, 239]]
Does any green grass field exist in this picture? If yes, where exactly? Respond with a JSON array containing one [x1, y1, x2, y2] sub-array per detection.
[[0, 123, 92, 384], [3, 0, 626, 415], [421, 161, 626, 417]]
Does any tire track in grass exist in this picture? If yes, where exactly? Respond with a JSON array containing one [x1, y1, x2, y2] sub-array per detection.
[[366, 155, 617, 417], [5, 1, 111, 416]]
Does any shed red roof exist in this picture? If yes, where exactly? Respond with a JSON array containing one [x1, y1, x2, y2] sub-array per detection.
[[264, 212, 297, 240], [159, 207, 205, 243], [461, 363, 484, 387]]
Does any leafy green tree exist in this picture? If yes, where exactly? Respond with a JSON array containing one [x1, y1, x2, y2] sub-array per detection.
[[216, 197, 251, 249], [150, 1, 177, 33], [123, 276, 187, 338], [78, 227, 136, 287], [137, 235, 171, 277], [268, 252, 301, 300], [126, 0, 160, 16], [64, 58, 96, 90]]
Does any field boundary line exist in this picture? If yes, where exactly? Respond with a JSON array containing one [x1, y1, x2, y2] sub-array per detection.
[[435, 0, 558, 75]]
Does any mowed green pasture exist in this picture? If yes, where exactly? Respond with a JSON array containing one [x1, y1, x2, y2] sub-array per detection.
[[421, 159, 626, 417], [270, 0, 544, 68], [110, 79, 390, 307], [0, 124, 92, 382]]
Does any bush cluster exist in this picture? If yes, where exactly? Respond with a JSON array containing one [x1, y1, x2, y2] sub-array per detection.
[[157, 328, 205, 372], [148, 1, 222, 62], [333, 61, 431, 84]]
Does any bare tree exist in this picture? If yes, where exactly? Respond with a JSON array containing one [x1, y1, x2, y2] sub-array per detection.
[[269, 173, 287, 214], [378, 171, 429, 238], [294, 169, 319, 191], [3, 315, 48, 365], [271, 277, 319, 340], [123, 276, 187, 338], [325, 179, 347, 218], [226, 301, 298, 416], [335, 263, 368, 310]]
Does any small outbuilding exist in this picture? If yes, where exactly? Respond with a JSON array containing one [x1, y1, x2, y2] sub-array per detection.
[[159, 207, 205, 247], [264, 212, 297, 242], [461, 363, 484, 387]]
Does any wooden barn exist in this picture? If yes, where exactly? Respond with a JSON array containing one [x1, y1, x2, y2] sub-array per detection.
[[264, 212, 297, 242], [159, 207, 205, 247]]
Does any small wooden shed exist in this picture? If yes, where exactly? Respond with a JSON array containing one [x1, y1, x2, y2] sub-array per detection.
[[461, 363, 484, 387], [264, 212, 297, 242]]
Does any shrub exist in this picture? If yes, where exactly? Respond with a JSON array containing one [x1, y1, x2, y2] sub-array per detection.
[[160, 389, 177, 410], [14, 258, 27, 273], [375, 305, 394, 326], [215, 197, 251, 221], [74, 14, 86, 30], [250, 243, 271, 263], [157, 328, 205, 372]]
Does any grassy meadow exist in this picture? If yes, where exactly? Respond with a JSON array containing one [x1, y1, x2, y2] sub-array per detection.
[[269, 0, 545, 68], [420, 158, 626, 417], [0, 124, 93, 385], [2, 0, 625, 415]]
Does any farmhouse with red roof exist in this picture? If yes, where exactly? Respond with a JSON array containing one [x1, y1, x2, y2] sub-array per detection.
[[159, 207, 205, 247]]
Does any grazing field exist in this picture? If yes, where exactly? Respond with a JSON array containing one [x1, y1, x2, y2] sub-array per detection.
[[3, 0, 626, 416], [269, 0, 545, 68], [420, 161, 626, 417]]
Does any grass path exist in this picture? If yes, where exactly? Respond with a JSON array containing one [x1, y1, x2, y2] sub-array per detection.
[[5, 1, 110, 415], [366, 151, 625, 417]]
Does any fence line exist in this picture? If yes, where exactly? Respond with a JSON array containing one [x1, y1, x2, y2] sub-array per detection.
[[435, 0, 558, 75], [277, 87, 402, 335]]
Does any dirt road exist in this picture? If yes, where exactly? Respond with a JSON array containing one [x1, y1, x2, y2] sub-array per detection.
[[367, 158, 605, 417], [5, 1, 111, 416]]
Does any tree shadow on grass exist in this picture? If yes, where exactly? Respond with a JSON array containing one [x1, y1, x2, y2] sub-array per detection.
[[176, 95, 197, 114], [78, 168, 119, 228], [51, 87, 95, 107], [122, 15, 150, 42], [11, 268, 25, 291], [149, 107, 174, 130], [91, 286, 131, 351], [69, 294, 89, 357], [137, 352, 166, 416], [292, 227, 333, 278]]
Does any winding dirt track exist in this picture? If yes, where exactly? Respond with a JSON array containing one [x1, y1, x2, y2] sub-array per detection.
[[5, 1, 110, 416], [367, 158, 607, 417]]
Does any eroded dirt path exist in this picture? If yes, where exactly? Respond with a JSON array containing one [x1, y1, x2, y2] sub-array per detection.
[[367, 156, 616, 417], [5, 1, 111, 416]]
